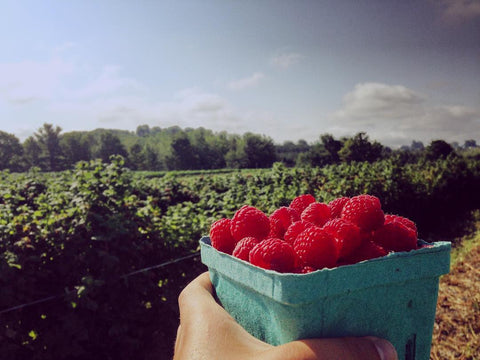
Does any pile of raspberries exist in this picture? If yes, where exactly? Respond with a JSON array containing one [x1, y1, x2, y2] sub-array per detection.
[[209, 194, 418, 273]]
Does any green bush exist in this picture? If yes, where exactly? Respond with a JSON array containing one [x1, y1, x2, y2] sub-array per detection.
[[1, 156, 479, 359], [0, 157, 204, 360]]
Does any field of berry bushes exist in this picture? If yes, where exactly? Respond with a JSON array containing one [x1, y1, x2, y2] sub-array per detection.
[[1, 155, 480, 359]]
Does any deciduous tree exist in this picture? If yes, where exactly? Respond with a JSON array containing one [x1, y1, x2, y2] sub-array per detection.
[[425, 140, 455, 160], [338, 132, 383, 163], [166, 134, 198, 170], [97, 132, 128, 162], [128, 142, 147, 170], [243, 133, 276, 168], [61, 132, 93, 167], [0, 131, 23, 171]]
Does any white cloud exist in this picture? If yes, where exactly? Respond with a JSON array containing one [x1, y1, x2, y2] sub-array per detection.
[[435, 0, 480, 24], [2, 46, 260, 138], [0, 54, 141, 105], [0, 58, 73, 103], [50, 86, 246, 134], [329, 82, 480, 147], [228, 72, 265, 90], [270, 52, 304, 69], [335, 83, 426, 121], [53, 42, 77, 55], [72, 65, 145, 99]]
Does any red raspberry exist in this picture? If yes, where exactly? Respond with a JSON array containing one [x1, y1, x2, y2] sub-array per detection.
[[384, 214, 418, 236], [289, 194, 316, 214], [328, 197, 350, 218], [284, 220, 315, 244], [322, 218, 361, 259], [359, 229, 374, 243], [269, 206, 300, 239], [341, 195, 385, 232], [300, 266, 316, 274], [372, 222, 418, 252], [293, 226, 338, 269], [231, 205, 270, 242], [209, 218, 237, 254], [232, 237, 259, 261], [301, 202, 331, 227], [249, 238, 297, 273], [340, 240, 388, 265]]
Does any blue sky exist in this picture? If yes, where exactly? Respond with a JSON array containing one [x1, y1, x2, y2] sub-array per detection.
[[1, 0, 479, 147]]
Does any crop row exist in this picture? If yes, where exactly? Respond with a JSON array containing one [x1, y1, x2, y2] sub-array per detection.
[[1, 155, 479, 359]]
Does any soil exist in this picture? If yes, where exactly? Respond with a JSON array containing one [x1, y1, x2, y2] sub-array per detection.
[[431, 244, 480, 359]]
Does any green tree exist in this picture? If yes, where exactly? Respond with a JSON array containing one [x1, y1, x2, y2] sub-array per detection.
[[191, 128, 225, 169], [23, 136, 42, 169], [297, 143, 330, 167], [145, 146, 163, 170], [34, 123, 64, 171], [243, 133, 276, 168], [299, 134, 344, 167], [166, 134, 198, 170], [464, 139, 477, 148], [165, 126, 182, 136], [150, 126, 162, 134], [136, 124, 151, 137], [411, 140, 424, 151], [128, 142, 147, 170], [225, 150, 247, 168], [97, 132, 128, 162], [338, 132, 383, 163], [213, 131, 234, 167], [60, 132, 93, 168], [276, 140, 311, 167], [425, 140, 455, 160], [0, 131, 24, 171], [320, 134, 343, 163], [224, 136, 246, 168]]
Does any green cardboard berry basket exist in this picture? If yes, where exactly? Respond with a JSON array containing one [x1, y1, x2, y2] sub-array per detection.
[[199, 236, 451, 360]]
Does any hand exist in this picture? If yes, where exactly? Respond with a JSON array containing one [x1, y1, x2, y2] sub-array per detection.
[[174, 272, 398, 360]]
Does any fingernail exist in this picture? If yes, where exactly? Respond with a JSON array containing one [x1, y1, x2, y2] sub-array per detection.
[[368, 337, 398, 360]]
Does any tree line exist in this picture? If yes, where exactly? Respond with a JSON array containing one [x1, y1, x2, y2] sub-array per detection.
[[0, 123, 478, 172]]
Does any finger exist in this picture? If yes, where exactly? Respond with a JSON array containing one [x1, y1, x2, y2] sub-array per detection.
[[178, 272, 213, 304], [268, 336, 398, 360], [173, 325, 182, 356], [175, 272, 272, 359], [178, 272, 223, 322], [191, 271, 214, 294], [363, 337, 398, 360]]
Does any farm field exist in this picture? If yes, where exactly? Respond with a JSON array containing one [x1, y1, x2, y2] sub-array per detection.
[[1, 156, 480, 359]]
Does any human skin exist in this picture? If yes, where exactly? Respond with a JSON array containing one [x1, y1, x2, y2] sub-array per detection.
[[174, 272, 398, 360]]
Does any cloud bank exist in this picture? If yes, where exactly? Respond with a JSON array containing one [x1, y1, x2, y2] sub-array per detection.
[[228, 72, 265, 90], [329, 82, 480, 147], [2, 50, 478, 148], [270, 52, 304, 69], [0, 58, 73, 103], [436, 0, 480, 24]]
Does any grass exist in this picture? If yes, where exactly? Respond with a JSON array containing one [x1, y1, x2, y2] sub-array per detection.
[[449, 210, 480, 266], [430, 211, 480, 359]]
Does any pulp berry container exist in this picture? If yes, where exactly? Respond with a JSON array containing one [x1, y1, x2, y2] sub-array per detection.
[[200, 236, 451, 360]]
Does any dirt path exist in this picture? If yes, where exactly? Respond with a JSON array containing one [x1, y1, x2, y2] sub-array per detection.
[[431, 244, 480, 359]]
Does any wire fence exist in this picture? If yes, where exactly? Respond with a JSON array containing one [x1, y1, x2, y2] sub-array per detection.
[[0, 251, 201, 316]]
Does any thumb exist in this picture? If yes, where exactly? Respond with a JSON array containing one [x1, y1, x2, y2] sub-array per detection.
[[267, 336, 398, 360]]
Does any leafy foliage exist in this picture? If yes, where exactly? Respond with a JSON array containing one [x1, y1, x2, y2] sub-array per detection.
[[2, 123, 480, 173], [1, 155, 480, 359], [0, 131, 23, 171], [0, 157, 203, 360]]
